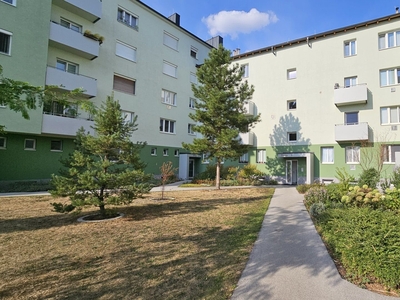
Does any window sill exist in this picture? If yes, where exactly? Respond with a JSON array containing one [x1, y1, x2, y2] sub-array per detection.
[[50, 150, 63, 152], [321, 162, 334, 165], [159, 132, 176, 135], [344, 54, 357, 58], [380, 83, 400, 88], [117, 20, 139, 31], [0, 0, 15, 7], [24, 149, 36, 151], [162, 102, 176, 107], [346, 162, 360, 165]]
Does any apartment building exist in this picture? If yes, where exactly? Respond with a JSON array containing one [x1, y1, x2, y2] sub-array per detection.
[[232, 12, 400, 184], [0, 0, 218, 181]]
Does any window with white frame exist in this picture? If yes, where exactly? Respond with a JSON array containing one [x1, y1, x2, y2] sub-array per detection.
[[117, 7, 138, 29], [1, 0, 16, 5], [344, 40, 356, 57], [202, 153, 210, 164], [381, 106, 400, 124], [160, 118, 175, 134], [188, 124, 195, 135], [189, 98, 196, 109], [0, 29, 12, 55], [60, 18, 81, 33], [379, 30, 400, 50], [163, 148, 169, 156], [116, 41, 136, 62], [344, 76, 357, 87], [56, 59, 78, 74], [287, 132, 297, 142], [113, 75, 136, 95], [287, 100, 296, 110], [163, 61, 177, 78], [241, 64, 249, 78], [239, 153, 249, 163], [151, 148, 157, 156], [50, 140, 63, 152], [24, 139, 36, 150], [0, 137, 6, 149], [346, 146, 360, 163], [163, 31, 178, 50], [321, 147, 334, 164], [190, 72, 197, 84], [287, 68, 297, 80], [380, 68, 400, 86], [345, 112, 359, 125], [257, 150, 266, 163], [161, 89, 176, 105], [190, 46, 198, 59], [174, 149, 179, 156], [121, 110, 135, 123], [382, 145, 400, 163]]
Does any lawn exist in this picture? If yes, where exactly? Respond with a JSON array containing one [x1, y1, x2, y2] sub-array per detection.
[[0, 188, 273, 300]]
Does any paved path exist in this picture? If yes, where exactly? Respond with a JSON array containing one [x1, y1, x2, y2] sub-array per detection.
[[231, 186, 396, 300]]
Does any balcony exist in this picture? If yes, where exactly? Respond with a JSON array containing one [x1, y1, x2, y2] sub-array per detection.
[[52, 0, 102, 23], [334, 84, 368, 106], [335, 122, 369, 142], [49, 21, 99, 60], [239, 132, 254, 146], [243, 101, 255, 116], [46, 66, 97, 98], [42, 114, 94, 137]]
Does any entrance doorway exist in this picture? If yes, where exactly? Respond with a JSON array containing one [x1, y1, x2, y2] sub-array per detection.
[[286, 160, 298, 185], [189, 159, 195, 178]]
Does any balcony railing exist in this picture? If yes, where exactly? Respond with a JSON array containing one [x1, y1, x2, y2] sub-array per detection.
[[45, 66, 97, 98], [49, 21, 99, 60], [335, 122, 369, 142], [239, 132, 254, 146], [243, 101, 255, 116], [42, 113, 94, 137], [334, 84, 368, 106], [52, 0, 102, 23]]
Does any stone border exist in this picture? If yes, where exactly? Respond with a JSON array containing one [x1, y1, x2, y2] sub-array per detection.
[[77, 212, 125, 223]]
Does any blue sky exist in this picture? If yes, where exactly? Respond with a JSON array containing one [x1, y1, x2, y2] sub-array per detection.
[[142, 0, 400, 54]]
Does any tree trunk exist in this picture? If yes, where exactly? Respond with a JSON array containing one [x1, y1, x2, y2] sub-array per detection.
[[99, 186, 106, 217], [216, 160, 221, 189]]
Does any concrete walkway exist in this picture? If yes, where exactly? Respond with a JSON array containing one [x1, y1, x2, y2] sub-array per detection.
[[231, 186, 396, 300]]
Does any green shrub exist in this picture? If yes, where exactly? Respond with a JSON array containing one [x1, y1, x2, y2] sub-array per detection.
[[0, 180, 52, 193], [296, 184, 310, 194], [358, 168, 380, 188], [390, 167, 400, 189], [237, 164, 264, 180], [335, 167, 356, 191], [382, 188, 400, 211], [309, 202, 326, 217], [341, 185, 383, 209], [304, 187, 328, 209], [325, 183, 347, 202], [266, 179, 278, 185], [316, 208, 400, 290]]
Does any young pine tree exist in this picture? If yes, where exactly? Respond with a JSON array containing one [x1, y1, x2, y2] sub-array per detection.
[[183, 45, 260, 189], [51, 96, 151, 217]]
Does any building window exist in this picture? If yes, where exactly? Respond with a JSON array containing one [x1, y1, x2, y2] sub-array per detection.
[[151, 148, 157, 156], [287, 132, 297, 142], [287, 68, 297, 80], [379, 30, 400, 50], [56, 59, 78, 74], [257, 150, 266, 163], [321, 147, 334, 164], [50, 140, 63, 152], [190, 46, 198, 59], [117, 7, 138, 29], [163, 61, 177, 78], [0, 29, 12, 55], [382, 145, 400, 163], [381, 106, 400, 124], [161, 89, 176, 105], [287, 100, 296, 110], [116, 41, 136, 62], [344, 40, 356, 57], [1, 0, 16, 5], [174, 149, 179, 156], [346, 146, 360, 163], [239, 153, 249, 163], [60, 18, 81, 33], [163, 149, 169, 156], [190, 72, 197, 84], [345, 112, 359, 125], [24, 139, 36, 151], [121, 110, 135, 123], [188, 124, 195, 135], [344, 76, 357, 88], [163, 31, 178, 50], [241, 64, 249, 78], [0, 137, 6, 149], [160, 118, 175, 134], [113, 75, 136, 95], [202, 153, 210, 164], [380, 68, 400, 86], [189, 98, 196, 109]]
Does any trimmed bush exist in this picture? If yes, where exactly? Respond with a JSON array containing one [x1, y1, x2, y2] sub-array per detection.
[[309, 202, 326, 217], [358, 168, 380, 188], [325, 183, 346, 203], [341, 185, 383, 209], [304, 187, 328, 209]]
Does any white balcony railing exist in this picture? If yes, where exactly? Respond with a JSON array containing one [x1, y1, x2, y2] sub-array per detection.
[[335, 122, 369, 142], [52, 0, 102, 23], [334, 84, 368, 106], [239, 132, 254, 146], [42, 114, 94, 137]]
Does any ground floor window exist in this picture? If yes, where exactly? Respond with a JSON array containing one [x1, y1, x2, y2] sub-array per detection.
[[50, 140, 63, 152], [321, 147, 334, 163], [382, 144, 400, 163], [257, 150, 266, 163], [24, 139, 36, 151], [0, 137, 6, 149], [239, 153, 249, 163], [345, 146, 360, 163]]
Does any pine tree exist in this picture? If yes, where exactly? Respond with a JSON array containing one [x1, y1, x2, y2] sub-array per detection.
[[183, 45, 260, 189], [51, 96, 151, 217]]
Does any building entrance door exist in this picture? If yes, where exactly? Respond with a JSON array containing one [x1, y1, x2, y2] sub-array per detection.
[[286, 160, 298, 185]]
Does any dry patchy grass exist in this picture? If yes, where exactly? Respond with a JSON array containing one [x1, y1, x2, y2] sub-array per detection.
[[0, 188, 273, 300]]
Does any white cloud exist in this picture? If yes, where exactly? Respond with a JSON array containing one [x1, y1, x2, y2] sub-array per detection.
[[202, 8, 278, 39]]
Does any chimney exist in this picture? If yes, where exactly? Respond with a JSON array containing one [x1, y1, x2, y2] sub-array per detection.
[[168, 13, 180, 26], [396, 7, 399, 14], [206, 36, 223, 48], [232, 48, 240, 56]]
